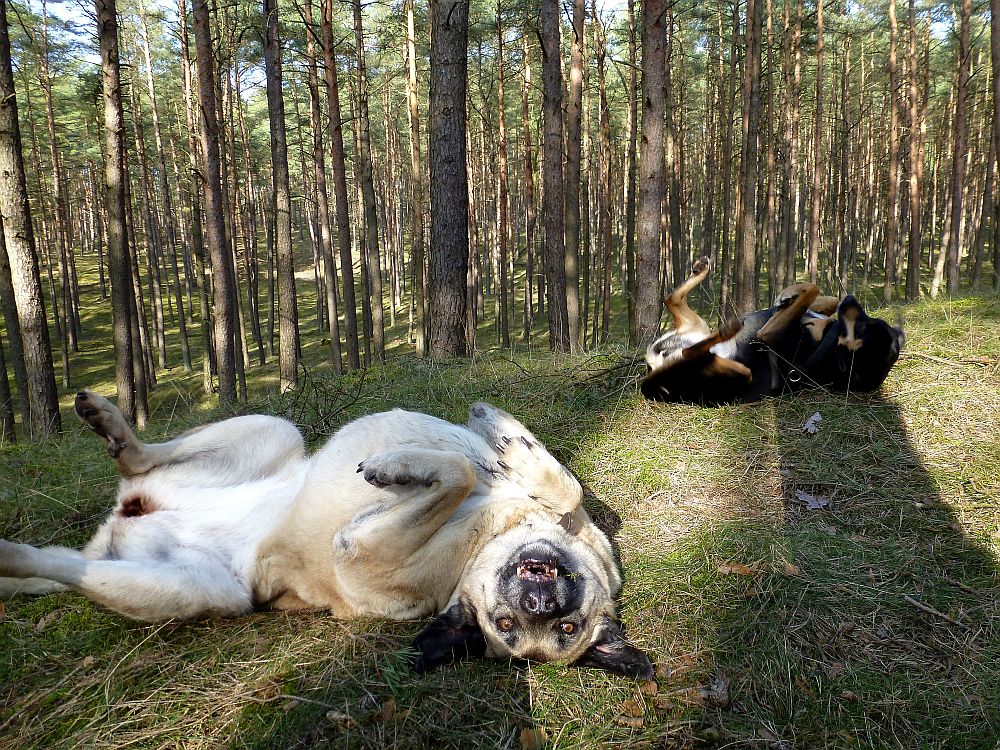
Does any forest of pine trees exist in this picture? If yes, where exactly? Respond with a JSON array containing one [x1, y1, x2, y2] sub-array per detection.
[[0, 0, 998, 442]]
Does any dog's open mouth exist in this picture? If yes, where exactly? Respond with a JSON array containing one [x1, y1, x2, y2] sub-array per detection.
[[517, 558, 558, 582]]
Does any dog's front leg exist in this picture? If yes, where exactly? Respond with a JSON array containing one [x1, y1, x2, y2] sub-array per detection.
[[353, 448, 478, 550]]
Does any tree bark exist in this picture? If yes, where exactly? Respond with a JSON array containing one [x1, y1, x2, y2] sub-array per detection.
[[193, 0, 237, 404], [322, 0, 360, 369], [540, 0, 570, 350], [404, 0, 426, 356], [351, 0, 385, 361], [636, 0, 667, 343], [427, 0, 470, 358], [734, 0, 763, 314], [263, 0, 299, 392], [946, 0, 971, 295], [807, 0, 824, 284], [905, 0, 922, 300], [563, 0, 585, 350]]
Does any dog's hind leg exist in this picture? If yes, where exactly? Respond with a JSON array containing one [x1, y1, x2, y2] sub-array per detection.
[[754, 283, 820, 346], [0, 540, 251, 621], [75, 390, 304, 481], [665, 256, 712, 335]]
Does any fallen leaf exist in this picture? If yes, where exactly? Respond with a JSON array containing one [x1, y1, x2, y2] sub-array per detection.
[[718, 562, 754, 575], [281, 698, 300, 712], [325, 710, 357, 730], [794, 675, 815, 696], [783, 562, 801, 576], [795, 489, 830, 510], [34, 610, 61, 633], [817, 522, 838, 536], [802, 412, 822, 434], [370, 697, 396, 722], [81, 655, 96, 669], [838, 690, 860, 701], [621, 698, 644, 717], [639, 680, 658, 696], [519, 727, 548, 750], [615, 715, 645, 728], [824, 661, 846, 678], [700, 671, 730, 708], [652, 694, 671, 710]]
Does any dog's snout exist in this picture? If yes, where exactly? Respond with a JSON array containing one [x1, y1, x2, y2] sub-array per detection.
[[520, 586, 557, 616]]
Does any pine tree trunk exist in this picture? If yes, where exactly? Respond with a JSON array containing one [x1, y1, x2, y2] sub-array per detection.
[[947, 0, 971, 295], [427, 0, 470, 358], [193, 0, 237, 404], [95, 0, 137, 425], [305, 0, 342, 372], [351, 0, 385, 361], [991, 0, 1000, 291], [0, 225, 31, 427], [520, 32, 537, 343], [905, 0, 923, 300], [563, 0, 585, 350], [263, 0, 299, 391], [807, 0, 824, 284], [322, 0, 360, 369], [636, 0, 667, 343], [496, 2, 511, 349], [404, 0, 426, 356], [0, 327, 12, 443], [734, 0, 763, 314]]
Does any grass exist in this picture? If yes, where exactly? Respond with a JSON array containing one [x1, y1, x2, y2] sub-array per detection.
[[1, 249, 999, 748]]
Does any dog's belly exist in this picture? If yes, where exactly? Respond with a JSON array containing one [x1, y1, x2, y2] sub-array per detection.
[[85, 464, 309, 591]]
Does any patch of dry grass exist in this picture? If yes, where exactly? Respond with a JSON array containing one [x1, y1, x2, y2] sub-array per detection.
[[2, 293, 999, 749]]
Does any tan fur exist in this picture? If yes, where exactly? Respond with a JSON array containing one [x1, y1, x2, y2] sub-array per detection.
[[0, 393, 627, 668]]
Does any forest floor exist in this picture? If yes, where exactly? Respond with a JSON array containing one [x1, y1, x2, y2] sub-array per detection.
[[1, 253, 999, 749]]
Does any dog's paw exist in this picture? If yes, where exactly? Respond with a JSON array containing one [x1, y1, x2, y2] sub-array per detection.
[[692, 256, 710, 275], [357, 452, 433, 489], [75, 390, 132, 457], [773, 283, 819, 309]]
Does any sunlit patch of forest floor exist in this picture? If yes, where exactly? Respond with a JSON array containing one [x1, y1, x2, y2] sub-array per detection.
[[2, 257, 999, 747]]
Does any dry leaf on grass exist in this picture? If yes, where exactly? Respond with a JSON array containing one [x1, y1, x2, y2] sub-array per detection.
[[519, 727, 548, 750], [802, 412, 822, 434], [325, 710, 357, 730], [795, 489, 830, 510], [615, 715, 645, 728], [621, 698, 644, 717], [639, 680, 658, 696], [718, 562, 755, 575], [700, 672, 730, 708], [34, 610, 61, 633], [783, 562, 801, 576], [369, 697, 397, 722]]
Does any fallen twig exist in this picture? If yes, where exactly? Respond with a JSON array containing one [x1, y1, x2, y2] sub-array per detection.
[[903, 594, 965, 627]]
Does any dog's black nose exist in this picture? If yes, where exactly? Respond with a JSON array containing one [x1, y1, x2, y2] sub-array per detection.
[[520, 588, 557, 616]]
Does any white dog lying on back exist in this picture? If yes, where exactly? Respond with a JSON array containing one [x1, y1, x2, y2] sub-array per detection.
[[0, 391, 651, 677]]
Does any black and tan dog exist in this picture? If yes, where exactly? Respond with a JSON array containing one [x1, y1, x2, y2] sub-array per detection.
[[641, 258, 905, 404]]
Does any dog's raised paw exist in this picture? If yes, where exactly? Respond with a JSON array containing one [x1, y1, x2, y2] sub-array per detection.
[[75, 390, 132, 451], [359, 453, 431, 489]]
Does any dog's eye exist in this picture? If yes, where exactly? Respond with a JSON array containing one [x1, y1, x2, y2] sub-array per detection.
[[559, 621, 576, 635], [496, 617, 514, 632]]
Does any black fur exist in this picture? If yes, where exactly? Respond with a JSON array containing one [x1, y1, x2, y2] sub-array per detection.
[[571, 619, 654, 680], [642, 295, 904, 404], [410, 601, 487, 673]]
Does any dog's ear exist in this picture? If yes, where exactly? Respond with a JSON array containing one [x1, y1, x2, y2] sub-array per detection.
[[410, 601, 487, 673], [572, 619, 653, 680], [836, 294, 868, 320]]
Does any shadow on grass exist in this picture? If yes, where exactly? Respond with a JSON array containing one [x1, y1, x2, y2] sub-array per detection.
[[689, 388, 1000, 749]]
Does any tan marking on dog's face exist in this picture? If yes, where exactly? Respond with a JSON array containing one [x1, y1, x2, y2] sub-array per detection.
[[804, 318, 833, 342], [837, 315, 864, 351]]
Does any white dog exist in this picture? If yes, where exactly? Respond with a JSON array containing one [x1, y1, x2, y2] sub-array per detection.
[[0, 391, 652, 677]]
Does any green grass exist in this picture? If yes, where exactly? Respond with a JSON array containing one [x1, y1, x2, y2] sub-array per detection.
[[2, 249, 999, 748]]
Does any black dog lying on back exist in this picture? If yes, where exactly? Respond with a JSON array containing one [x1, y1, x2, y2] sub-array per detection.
[[641, 258, 905, 404]]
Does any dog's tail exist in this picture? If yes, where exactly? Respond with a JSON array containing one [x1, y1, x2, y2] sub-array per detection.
[[0, 576, 68, 597]]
